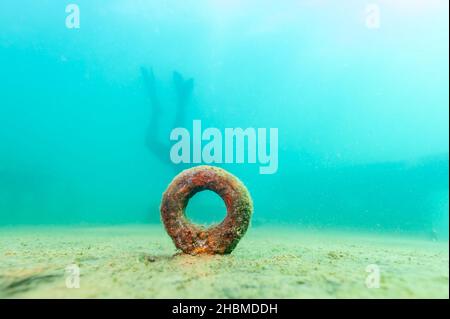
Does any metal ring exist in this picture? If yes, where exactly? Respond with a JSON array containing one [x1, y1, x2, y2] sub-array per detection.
[[160, 165, 253, 254]]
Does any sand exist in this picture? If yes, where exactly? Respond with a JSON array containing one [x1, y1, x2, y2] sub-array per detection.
[[0, 225, 448, 298]]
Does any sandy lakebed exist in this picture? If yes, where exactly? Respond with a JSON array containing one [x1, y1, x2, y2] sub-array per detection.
[[0, 225, 448, 298]]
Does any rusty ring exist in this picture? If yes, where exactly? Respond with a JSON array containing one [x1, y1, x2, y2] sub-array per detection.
[[160, 165, 253, 255]]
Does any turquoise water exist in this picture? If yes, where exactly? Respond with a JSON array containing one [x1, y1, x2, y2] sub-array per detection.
[[0, 1, 448, 238]]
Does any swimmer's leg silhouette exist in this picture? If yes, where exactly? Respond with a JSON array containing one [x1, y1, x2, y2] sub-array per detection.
[[141, 66, 171, 165], [173, 71, 194, 128], [141, 67, 194, 168]]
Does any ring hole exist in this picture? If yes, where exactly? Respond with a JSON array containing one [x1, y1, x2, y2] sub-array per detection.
[[185, 190, 227, 226]]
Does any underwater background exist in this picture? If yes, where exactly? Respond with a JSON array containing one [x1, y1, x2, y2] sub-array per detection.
[[0, 0, 448, 239]]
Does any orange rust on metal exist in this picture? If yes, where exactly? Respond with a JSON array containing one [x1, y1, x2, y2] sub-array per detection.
[[160, 165, 253, 255]]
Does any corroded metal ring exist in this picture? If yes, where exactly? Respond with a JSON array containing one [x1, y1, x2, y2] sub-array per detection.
[[160, 165, 253, 255]]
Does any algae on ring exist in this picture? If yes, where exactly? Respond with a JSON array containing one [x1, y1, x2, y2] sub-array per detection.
[[160, 165, 253, 255]]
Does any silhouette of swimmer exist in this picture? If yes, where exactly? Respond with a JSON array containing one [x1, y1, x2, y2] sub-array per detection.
[[173, 71, 194, 130], [140, 67, 194, 167]]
